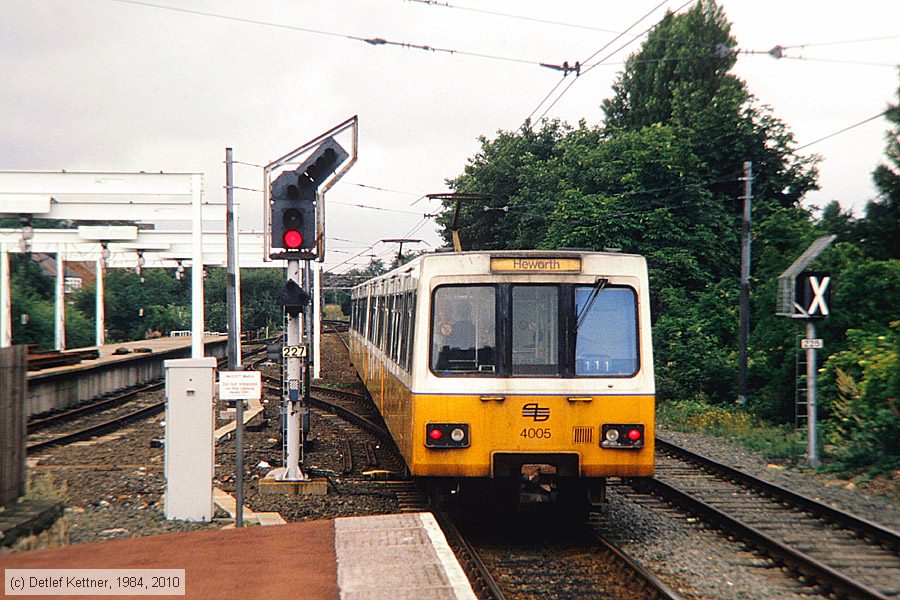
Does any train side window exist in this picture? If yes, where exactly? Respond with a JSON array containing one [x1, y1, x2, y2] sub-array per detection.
[[431, 285, 496, 376], [399, 292, 409, 371], [376, 296, 385, 349], [386, 294, 395, 358], [511, 286, 560, 376], [391, 293, 401, 363], [574, 286, 638, 376], [407, 291, 417, 370]]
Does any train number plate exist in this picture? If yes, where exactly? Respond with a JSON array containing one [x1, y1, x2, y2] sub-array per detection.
[[282, 345, 308, 358]]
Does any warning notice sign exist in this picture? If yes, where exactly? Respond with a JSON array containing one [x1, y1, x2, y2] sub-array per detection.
[[219, 371, 262, 400]]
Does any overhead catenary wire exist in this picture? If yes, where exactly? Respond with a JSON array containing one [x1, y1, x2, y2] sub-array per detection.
[[795, 109, 891, 151], [107, 0, 543, 67], [405, 0, 628, 35], [405, 0, 737, 54], [329, 200, 424, 215], [529, 0, 694, 127], [779, 34, 900, 49]]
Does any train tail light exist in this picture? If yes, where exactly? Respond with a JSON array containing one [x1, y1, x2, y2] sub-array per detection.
[[425, 423, 470, 448], [601, 424, 644, 449]]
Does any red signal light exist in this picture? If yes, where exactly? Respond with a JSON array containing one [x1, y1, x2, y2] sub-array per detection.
[[283, 230, 303, 249], [429, 428, 443, 441], [627, 429, 642, 441]]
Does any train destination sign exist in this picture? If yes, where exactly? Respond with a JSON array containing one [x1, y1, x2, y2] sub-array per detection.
[[491, 257, 581, 273]]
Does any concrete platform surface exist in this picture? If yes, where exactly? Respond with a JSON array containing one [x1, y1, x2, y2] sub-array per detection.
[[0, 512, 476, 600], [29, 334, 227, 377]]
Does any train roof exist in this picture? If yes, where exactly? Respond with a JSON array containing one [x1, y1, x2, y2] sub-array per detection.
[[351, 249, 647, 292]]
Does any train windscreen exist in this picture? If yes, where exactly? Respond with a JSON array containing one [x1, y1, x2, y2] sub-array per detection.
[[431, 285, 497, 374], [574, 286, 638, 376]]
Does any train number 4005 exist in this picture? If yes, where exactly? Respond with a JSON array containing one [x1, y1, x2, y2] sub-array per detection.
[[520, 427, 551, 439]]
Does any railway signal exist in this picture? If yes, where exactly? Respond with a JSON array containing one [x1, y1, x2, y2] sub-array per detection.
[[268, 138, 348, 258]]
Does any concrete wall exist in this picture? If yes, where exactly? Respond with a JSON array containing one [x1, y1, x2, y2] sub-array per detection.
[[26, 340, 227, 418]]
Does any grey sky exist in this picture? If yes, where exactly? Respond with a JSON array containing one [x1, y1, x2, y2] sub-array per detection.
[[2, 1, 897, 273]]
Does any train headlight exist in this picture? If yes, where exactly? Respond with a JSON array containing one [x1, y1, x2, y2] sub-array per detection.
[[600, 424, 644, 449], [425, 423, 470, 448]]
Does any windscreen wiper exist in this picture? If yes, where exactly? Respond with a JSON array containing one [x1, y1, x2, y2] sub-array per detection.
[[576, 278, 608, 332]]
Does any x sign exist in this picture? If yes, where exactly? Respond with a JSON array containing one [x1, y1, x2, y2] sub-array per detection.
[[794, 272, 832, 319]]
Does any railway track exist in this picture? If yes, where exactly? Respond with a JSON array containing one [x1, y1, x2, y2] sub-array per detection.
[[637, 437, 900, 599], [443, 505, 681, 600], [27, 344, 270, 453], [27, 381, 165, 434], [27, 396, 165, 453]]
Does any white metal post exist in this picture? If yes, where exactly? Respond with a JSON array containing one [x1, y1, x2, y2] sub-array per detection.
[[282, 259, 305, 481], [95, 258, 105, 347], [191, 174, 204, 359], [0, 243, 10, 347], [55, 251, 66, 350], [313, 263, 321, 380], [806, 321, 820, 468]]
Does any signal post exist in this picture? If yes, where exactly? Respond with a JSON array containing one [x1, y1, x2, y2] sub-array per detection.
[[264, 120, 356, 483]]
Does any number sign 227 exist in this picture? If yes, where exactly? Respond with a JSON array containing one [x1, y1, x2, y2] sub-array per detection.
[[282, 345, 308, 358]]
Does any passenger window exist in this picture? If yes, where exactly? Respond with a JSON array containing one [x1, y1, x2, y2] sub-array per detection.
[[512, 286, 559, 375], [575, 286, 638, 376], [431, 286, 496, 375]]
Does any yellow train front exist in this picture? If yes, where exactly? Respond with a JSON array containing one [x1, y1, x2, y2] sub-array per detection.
[[349, 250, 654, 504]]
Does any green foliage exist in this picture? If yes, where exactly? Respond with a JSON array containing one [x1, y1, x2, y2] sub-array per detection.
[[819, 325, 900, 472], [863, 79, 900, 260], [72, 268, 191, 342], [658, 397, 800, 459], [10, 254, 57, 349], [238, 268, 289, 333]]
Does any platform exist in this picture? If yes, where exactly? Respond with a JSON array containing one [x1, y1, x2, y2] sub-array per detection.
[[0, 512, 476, 599], [24, 335, 228, 417]]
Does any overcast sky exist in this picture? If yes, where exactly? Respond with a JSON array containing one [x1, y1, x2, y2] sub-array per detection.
[[2, 0, 898, 273]]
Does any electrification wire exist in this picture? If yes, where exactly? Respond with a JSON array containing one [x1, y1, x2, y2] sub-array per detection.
[[405, 0, 732, 55], [229, 160, 266, 168], [327, 240, 381, 273], [344, 182, 421, 197], [774, 56, 898, 68], [795, 109, 891, 151], [741, 48, 899, 68], [329, 200, 424, 215], [779, 34, 900, 49], [107, 0, 542, 67], [405, 0, 626, 35], [525, 0, 690, 129]]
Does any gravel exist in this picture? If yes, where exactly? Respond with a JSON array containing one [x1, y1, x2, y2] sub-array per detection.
[[658, 427, 900, 530], [13, 330, 899, 600]]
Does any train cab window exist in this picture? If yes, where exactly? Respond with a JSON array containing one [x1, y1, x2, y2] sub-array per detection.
[[574, 286, 638, 376], [512, 286, 559, 375], [431, 286, 496, 376]]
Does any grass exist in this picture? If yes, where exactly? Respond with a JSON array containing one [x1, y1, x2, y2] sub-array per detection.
[[657, 398, 801, 461]]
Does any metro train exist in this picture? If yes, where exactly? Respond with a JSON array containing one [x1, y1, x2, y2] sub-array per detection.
[[348, 249, 655, 505]]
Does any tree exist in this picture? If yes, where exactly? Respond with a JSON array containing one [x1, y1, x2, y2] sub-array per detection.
[[602, 0, 817, 214], [442, 1, 818, 408], [861, 76, 900, 260], [442, 120, 570, 250]]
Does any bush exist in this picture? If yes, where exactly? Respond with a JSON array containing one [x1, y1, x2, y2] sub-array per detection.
[[658, 397, 800, 459], [819, 323, 900, 473]]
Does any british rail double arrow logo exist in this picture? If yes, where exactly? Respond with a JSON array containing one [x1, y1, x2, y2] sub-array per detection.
[[522, 403, 550, 422]]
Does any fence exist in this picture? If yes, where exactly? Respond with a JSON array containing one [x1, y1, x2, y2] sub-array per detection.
[[1, 345, 27, 507]]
